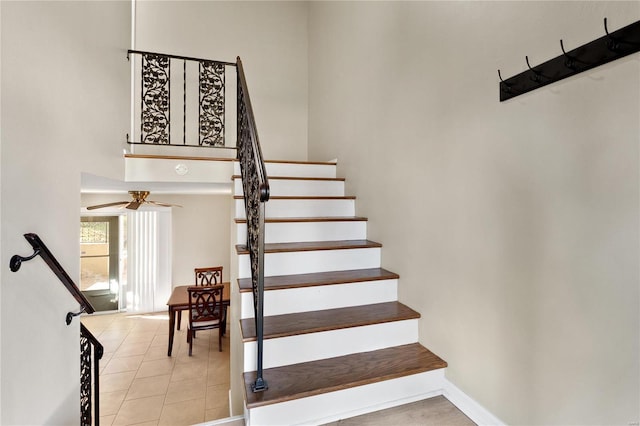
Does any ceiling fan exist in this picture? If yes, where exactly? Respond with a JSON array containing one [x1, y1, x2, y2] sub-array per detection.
[[86, 191, 182, 211]]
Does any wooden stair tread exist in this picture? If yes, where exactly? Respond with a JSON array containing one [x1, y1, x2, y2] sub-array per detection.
[[125, 155, 336, 166], [241, 301, 419, 341], [243, 343, 447, 408], [232, 175, 345, 182], [262, 159, 337, 165], [236, 239, 381, 255], [235, 216, 367, 224], [234, 195, 355, 200], [238, 268, 399, 292]]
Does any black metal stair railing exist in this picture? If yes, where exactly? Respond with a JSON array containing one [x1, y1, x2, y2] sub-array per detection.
[[127, 50, 236, 148], [236, 56, 270, 392], [81, 324, 104, 426], [10, 233, 103, 424]]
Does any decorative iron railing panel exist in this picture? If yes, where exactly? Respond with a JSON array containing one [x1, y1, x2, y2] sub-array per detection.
[[199, 61, 225, 146], [81, 324, 104, 426], [141, 53, 170, 144], [236, 56, 269, 392], [128, 50, 235, 148]]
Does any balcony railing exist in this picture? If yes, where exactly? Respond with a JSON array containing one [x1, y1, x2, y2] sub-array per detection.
[[127, 50, 237, 149]]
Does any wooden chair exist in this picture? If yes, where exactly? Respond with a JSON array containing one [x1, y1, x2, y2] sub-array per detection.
[[178, 266, 225, 330], [195, 266, 223, 285], [187, 285, 225, 355]]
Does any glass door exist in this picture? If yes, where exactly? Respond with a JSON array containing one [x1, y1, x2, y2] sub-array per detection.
[[80, 216, 120, 312]]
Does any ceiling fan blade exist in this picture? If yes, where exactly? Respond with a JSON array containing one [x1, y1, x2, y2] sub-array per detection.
[[147, 201, 183, 208], [86, 201, 129, 210], [126, 201, 141, 210]]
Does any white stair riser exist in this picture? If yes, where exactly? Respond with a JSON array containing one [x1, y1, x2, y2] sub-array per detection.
[[234, 179, 345, 197], [245, 369, 446, 426], [240, 279, 398, 319], [236, 221, 367, 245], [234, 162, 337, 178], [235, 198, 355, 219], [238, 248, 381, 278], [243, 319, 418, 371]]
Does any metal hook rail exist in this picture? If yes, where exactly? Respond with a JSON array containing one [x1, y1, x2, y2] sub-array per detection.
[[498, 18, 640, 102]]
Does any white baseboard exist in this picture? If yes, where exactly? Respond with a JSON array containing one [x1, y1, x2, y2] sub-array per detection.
[[193, 415, 244, 426], [442, 378, 505, 426]]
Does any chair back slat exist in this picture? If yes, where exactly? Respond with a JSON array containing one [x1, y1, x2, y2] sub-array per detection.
[[194, 266, 223, 286], [187, 285, 224, 323]]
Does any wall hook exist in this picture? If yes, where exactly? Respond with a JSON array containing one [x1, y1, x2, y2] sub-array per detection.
[[499, 18, 640, 102], [525, 56, 544, 82], [498, 69, 511, 93], [604, 17, 620, 51], [560, 39, 576, 69], [10, 248, 41, 272]]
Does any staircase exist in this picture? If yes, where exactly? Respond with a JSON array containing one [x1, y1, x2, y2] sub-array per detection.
[[233, 160, 447, 425]]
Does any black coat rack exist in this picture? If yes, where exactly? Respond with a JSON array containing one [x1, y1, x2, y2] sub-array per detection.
[[498, 18, 640, 102]]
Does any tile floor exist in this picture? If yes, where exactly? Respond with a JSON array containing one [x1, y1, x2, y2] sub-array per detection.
[[81, 311, 231, 426]]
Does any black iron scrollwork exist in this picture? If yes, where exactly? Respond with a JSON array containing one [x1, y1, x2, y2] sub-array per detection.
[[80, 332, 92, 426], [236, 56, 269, 393], [200, 61, 225, 146], [80, 324, 103, 426], [141, 53, 170, 144]]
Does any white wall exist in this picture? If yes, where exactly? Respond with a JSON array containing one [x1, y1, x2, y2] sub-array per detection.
[[1, 1, 129, 423], [81, 193, 233, 289], [134, 0, 309, 161], [308, 2, 639, 425]]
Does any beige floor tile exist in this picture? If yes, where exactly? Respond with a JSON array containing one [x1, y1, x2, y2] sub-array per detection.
[[100, 389, 127, 416], [103, 355, 145, 375], [125, 375, 171, 400], [100, 329, 131, 341], [100, 414, 116, 426], [123, 331, 156, 345], [114, 341, 151, 358], [164, 378, 207, 405], [101, 352, 114, 365], [206, 383, 230, 410], [158, 398, 206, 426], [171, 361, 208, 382], [205, 405, 230, 422], [101, 371, 136, 393], [112, 395, 164, 426], [149, 334, 169, 348], [129, 421, 158, 426], [100, 337, 126, 353], [208, 361, 230, 386], [142, 346, 169, 362], [135, 358, 176, 379]]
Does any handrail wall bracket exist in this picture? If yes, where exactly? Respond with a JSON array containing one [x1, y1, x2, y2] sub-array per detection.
[[10, 233, 96, 324]]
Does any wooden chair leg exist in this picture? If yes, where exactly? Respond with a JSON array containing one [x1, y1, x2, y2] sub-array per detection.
[[219, 327, 222, 352], [187, 329, 193, 356], [222, 307, 228, 336], [177, 311, 182, 330]]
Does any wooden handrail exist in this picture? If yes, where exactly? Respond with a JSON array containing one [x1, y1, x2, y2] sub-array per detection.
[[10, 233, 95, 322]]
